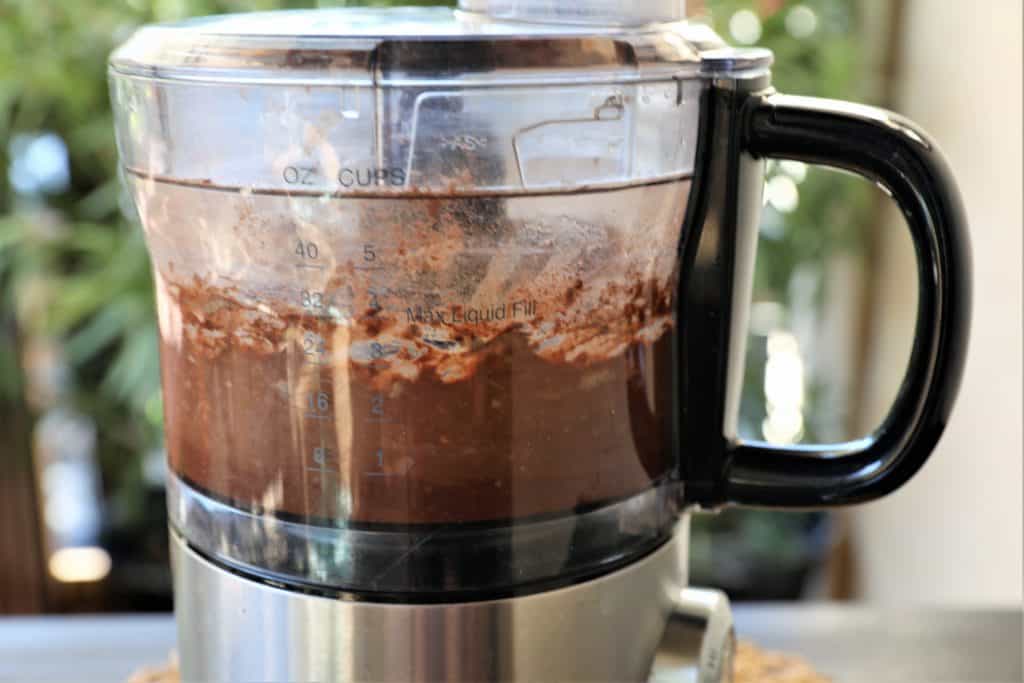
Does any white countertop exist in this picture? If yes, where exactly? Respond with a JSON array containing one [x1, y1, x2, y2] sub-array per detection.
[[0, 605, 1020, 683]]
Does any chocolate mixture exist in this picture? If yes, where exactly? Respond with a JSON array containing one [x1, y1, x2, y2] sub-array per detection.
[[146, 184, 687, 526]]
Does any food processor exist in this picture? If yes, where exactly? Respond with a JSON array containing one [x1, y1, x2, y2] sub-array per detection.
[[109, 1, 970, 681]]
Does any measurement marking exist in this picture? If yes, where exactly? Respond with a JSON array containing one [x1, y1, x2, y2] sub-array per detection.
[[126, 167, 695, 199], [295, 263, 326, 270], [304, 414, 331, 420], [306, 467, 338, 476], [303, 360, 332, 366], [353, 265, 386, 271], [365, 471, 391, 478], [365, 418, 397, 424]]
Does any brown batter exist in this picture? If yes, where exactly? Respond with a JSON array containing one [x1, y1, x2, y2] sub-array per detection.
[[143, 185, 686, 526], [158, 275, 675, 524]]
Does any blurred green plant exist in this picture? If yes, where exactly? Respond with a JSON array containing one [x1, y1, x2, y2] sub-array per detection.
[[1, 2, 156, 509]]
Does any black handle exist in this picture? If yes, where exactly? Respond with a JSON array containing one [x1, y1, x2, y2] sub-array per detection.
[[722, 94, 971, 507]]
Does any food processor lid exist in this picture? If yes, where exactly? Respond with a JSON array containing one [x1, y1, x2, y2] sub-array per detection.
[[458, 0, 686, 25], [108, 4, 746, 86]]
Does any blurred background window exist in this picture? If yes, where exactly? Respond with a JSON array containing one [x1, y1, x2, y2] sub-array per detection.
[[0, 0, 1019, 613]]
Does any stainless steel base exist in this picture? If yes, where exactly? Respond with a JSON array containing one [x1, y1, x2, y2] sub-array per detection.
[[172, 529, 733, 682]]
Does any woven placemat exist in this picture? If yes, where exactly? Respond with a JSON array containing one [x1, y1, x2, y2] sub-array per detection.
[[127, 642, 830, 682], [732, 641, 831, 682]]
